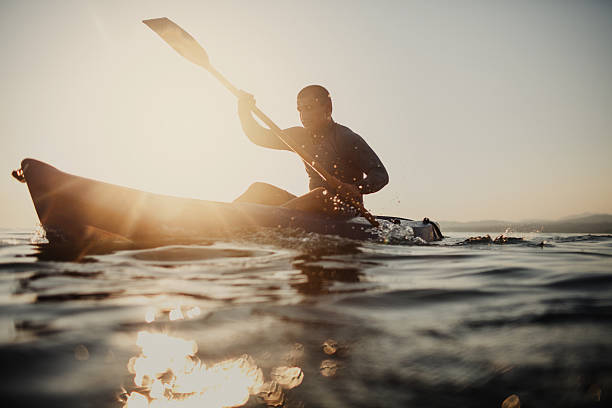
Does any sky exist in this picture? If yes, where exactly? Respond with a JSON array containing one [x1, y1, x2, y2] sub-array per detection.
[[1, 0, 611, 227]]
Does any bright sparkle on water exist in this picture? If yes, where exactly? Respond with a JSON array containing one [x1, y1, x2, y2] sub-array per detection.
[[123, 325, 304, 408], [124, 331, 264, 408]]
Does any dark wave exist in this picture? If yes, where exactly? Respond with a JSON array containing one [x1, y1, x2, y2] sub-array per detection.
[[450, 266, 533, 278], [464, 298, 612, 328], [35, 291, 122, 302], [338, 288, 497, 308], [0, 262, 38, 272], [129, 246, 267, 262], [552, 234, 612, 243], [26, 270, 104, 281], [548, 250, 612, 258], [367, 253, 479, 261], [546, 274, 612, 290]]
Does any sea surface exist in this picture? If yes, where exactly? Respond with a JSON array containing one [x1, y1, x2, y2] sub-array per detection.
[[0, 227, 611, 408]]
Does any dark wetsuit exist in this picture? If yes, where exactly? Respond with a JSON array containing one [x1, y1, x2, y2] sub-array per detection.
[[238, 105, 389, 200]]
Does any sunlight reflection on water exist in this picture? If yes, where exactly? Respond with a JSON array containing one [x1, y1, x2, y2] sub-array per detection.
[[120, 300, 305, 407], [122, 330, 304, 408], [124, 331, 260, 407]]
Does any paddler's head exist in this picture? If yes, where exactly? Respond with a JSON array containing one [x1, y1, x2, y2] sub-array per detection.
[[297, 85, 332, 131]]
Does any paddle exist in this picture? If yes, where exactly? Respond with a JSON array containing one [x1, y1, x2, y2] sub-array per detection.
[[143, 17, 379, 227]]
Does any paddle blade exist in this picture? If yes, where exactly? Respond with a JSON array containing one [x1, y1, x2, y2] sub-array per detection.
[[143, 17, 210, 68]]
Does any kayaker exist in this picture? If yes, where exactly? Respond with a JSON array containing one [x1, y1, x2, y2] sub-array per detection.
[[234, 85, 389, 214]]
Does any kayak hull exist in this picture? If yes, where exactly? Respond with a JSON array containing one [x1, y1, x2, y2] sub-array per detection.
[[18, 159, 442, 244]]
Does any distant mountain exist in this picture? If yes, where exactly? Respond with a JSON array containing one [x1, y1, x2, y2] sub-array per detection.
[[558, 212, 596, 221], [440, 214, 612, 233]]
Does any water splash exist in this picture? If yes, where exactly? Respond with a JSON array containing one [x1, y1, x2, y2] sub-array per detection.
[[370, 219, 425, 245]]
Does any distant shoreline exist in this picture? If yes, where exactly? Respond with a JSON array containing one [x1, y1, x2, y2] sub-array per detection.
[[440, 214, 612, 233]]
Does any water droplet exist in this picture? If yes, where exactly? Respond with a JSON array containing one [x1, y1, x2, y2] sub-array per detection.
[[270, 366, 304, 389], [501, 394, 520, 408], [320, 360, 338, 377], [322, 339, 339, 355], [258, 381, 284, 406]]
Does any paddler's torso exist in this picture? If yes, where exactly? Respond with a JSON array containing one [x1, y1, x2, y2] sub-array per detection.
[[283, 121, 370, 191]]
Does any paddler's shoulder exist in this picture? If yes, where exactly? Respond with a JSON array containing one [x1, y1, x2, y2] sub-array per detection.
[[333, 122, 363, 142], [283, 126, 309, 139]]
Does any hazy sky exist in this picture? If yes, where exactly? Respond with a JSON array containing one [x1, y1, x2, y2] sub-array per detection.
[[2, 0, 611, 227]]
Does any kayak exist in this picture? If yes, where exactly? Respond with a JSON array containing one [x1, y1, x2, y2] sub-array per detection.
[[14, 159, 442, 244], [13, 159, 442, 244]]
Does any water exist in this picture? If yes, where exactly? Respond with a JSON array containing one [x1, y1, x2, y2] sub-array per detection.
[[1, 227, 611, 407]]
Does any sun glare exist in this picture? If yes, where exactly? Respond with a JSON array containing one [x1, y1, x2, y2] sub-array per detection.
[[122, 330, 303, 408]]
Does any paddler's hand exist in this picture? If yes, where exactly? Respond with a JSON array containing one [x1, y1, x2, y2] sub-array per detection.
[[334, 182, 362, 205], [237, 90, 256, 111]]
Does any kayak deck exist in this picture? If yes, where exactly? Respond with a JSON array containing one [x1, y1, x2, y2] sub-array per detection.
[[16, 158, 442, 244]]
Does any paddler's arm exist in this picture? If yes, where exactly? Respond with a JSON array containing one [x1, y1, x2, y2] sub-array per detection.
[[351, 134, 389, 194], [238, 91, 299, 151]]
